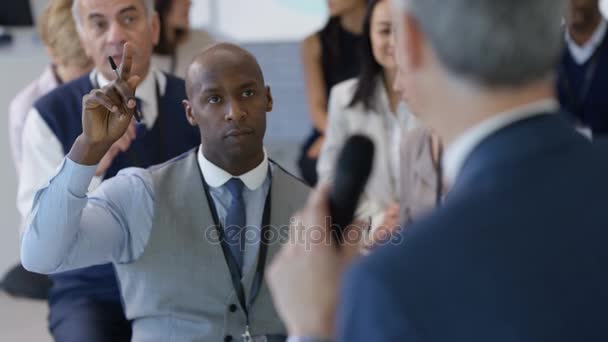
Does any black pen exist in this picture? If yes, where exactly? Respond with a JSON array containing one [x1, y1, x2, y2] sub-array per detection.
[[108, 56, 142, 122]]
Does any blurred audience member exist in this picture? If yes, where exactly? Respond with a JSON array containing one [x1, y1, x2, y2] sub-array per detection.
[[366, 126, 445, 247], [152, 0, 214, 78], [397, 128, 443, 225], [298, 0, 366, 186], [558, 0, 608, 137], [269, 0, 608, 340], [9, 0, 92, 175], [17, 0, 200, 340], [317, 0, 410, 234], [3, 0, 92, 301]]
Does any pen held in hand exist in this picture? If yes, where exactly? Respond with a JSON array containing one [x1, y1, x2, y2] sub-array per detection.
[[108, 56, 142, 122]]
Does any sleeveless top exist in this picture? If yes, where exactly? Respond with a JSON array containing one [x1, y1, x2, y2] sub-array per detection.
[[319, 16, 363, 99]]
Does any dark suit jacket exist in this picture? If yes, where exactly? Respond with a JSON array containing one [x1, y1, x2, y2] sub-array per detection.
[[338, 113, 608, 341]]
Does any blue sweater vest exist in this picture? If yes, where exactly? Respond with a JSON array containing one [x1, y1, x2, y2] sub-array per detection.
[[557, 32, 608, 136], [33, 72, 200, 314]]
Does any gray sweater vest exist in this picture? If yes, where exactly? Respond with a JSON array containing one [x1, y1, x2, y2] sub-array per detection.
[[115, 150, 310, 341]]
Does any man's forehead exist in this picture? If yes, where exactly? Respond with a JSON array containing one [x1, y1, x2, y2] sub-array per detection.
[[196, 55, 262, 81], [197, 67, 260, 89], [81, 0, 144, 15], [187, 67, 260, 99]]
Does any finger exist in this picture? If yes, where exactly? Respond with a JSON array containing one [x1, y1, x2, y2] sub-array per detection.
[[103, 85, 124, 107], [117, 140, 131, 152], [307, 182, 331, 212], [87, 90, 119, 113], [112, 135, 130, 152], [105, 86, 133, 116], [111, 81, 137, 110], [118, 129, 135, 150], [126, 120, 137, 140], [126, 75, 142, 92], [119, 42, 134, 80]]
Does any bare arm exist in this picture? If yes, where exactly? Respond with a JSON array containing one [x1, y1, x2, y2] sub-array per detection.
[[301, 34, 329, 134]]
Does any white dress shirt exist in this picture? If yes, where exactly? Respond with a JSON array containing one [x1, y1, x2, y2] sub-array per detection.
[[443, 99, 559, 185], [317, 77, 415, 229], [565, 19, 608, 65], [8, 65, 58, 174], [198, 147, 270, 272], [17, 68, 166, 226]]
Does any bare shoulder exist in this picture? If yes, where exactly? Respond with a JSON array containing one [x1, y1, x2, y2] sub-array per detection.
[[301, 33, 321, 58]]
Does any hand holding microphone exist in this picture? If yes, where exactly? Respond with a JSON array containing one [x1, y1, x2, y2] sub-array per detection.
[[329, 134, 375, 245], [267, 134, 375, 337]]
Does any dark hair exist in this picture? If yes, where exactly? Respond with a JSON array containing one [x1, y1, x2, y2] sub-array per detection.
[[154, 0, 175, 55], [348, 0, 385, 112], [318, 0, 367, 86]]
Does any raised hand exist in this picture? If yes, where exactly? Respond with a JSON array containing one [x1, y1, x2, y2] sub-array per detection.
[[82, 43, 141, 146], [69, 43, 142, 165]]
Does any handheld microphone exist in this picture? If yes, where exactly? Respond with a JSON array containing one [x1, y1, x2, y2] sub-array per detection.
[[328, 135, 375, 245]]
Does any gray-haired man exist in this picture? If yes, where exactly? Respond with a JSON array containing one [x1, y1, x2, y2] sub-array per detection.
[[267, 0, 608, 341], [18, 0, 200, 340]]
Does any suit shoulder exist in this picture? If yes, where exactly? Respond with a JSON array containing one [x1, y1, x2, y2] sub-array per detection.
[[272, 161, 309, 183], [270, 161, 311, 199], [148, 148, 197, 174]]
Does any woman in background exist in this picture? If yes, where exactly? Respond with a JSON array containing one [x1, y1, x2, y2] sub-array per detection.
[[317, 0, 414, 233], [9, 0, 92, 175], [3, 0, 92, 301], [152, 0, 214, 78], [298, 0, 367, 186]]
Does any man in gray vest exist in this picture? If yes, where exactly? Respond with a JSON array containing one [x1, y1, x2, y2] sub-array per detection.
[[20, 42, 309, 342]]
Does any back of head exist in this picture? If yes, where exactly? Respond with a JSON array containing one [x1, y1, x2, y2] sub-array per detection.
[[39, 0, 90, 69], [397, 0, 566, 87]]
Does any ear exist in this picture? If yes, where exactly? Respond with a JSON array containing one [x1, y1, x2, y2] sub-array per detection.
[[150, 12, 161, 46], [182, 100, 197, 126], [265, 86, 273, 112]]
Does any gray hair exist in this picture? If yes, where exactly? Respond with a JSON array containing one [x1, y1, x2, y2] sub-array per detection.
[[72, 0, 156, 33], [392, 0, 567, 87]]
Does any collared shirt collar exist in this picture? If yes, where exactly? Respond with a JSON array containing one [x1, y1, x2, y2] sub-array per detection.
[[565, 19, 608, 64], [197, 146, 269, 190], [443, 99, 559, 185]]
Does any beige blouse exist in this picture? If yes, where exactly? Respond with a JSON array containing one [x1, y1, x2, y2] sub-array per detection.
[[399, 127, 444, 226]]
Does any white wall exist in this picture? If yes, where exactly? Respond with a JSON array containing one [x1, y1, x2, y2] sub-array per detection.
[[191, 0, 328, 42]]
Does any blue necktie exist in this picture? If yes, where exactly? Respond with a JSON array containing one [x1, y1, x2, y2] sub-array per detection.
[[134, 97, 147, 137], [224, 178, 246, 273]]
